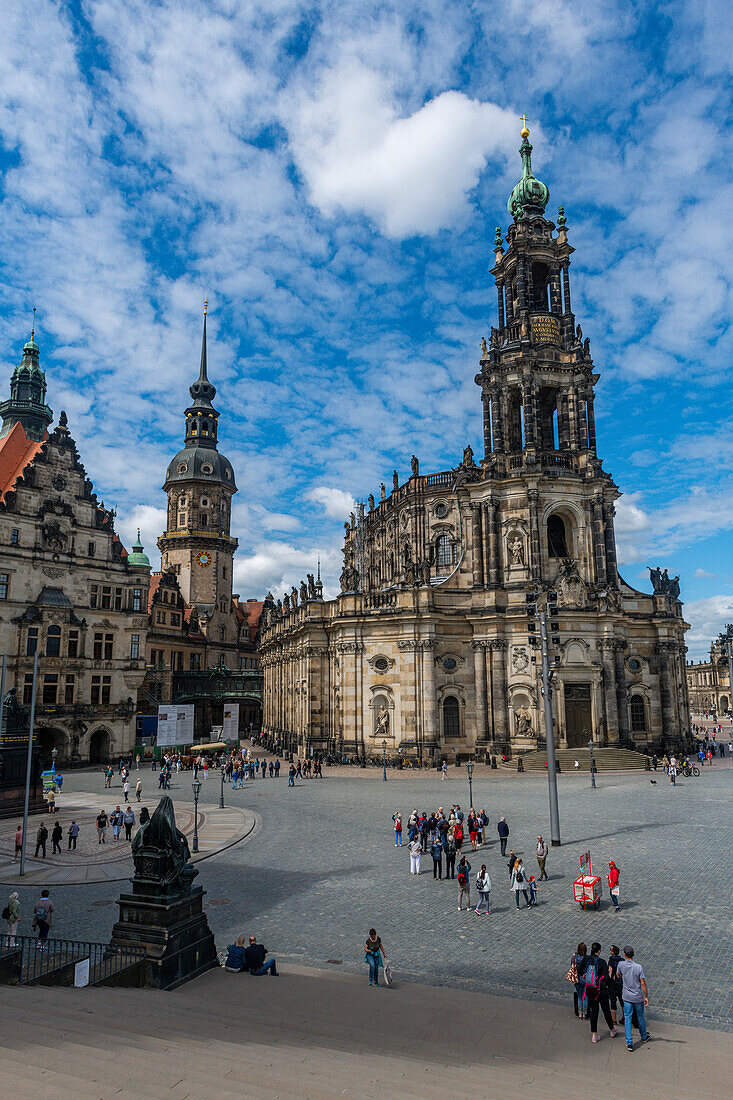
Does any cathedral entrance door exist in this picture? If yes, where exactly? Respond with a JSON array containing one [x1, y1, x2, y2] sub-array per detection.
[[564, 684, 592, 748]]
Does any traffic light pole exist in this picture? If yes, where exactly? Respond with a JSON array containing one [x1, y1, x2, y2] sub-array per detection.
[[539, 609, 561, 847]]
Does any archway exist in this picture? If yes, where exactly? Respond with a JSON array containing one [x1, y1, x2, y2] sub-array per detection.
[[36, 727, 66, 768], [89, 727, 111, 765], [720, 695, 729, 713]]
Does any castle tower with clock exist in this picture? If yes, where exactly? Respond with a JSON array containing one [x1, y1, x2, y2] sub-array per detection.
[[158, 305, 238, 638]]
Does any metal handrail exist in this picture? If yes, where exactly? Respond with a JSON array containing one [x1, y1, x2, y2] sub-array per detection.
[[0, 934, 145, 986]]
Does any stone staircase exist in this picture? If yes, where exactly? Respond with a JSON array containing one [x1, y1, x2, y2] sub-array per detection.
[[503, 747, 649, 772]]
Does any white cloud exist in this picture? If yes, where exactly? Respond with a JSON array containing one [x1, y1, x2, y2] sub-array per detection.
[[683, 594, 733, 660], [116, 504, 166, 565], [233, 539, 342, 600], [694, 568, 717, 579], [308, 486, 355, 520], [287, 63, 518, 236]]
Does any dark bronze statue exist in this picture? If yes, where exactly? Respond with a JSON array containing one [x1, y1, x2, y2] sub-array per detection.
[[132, 796, 197, 895]]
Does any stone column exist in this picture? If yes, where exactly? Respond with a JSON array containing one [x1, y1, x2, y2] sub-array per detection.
[[484, 497, 500, 587], [656, 642, 677, 740], [557, 391, 570, 450], [599, 642, 620, 743], [613, 641, 630, 742], [422, 640, 437, 751], [491, 499, 502, 587], [550, 265, 562, 313], [505, 278, 515, 323], [567, 388, 579, 450], [586, 393, 597, 452], [591, 496, 607, 586], [516, 257, 528, 311], [527, 490, 541, 582], [482, 393, 492, 458], [522, 381, 536, 447], [562, 262, 572, 313], [471, 504, 484, 587], [490, 641, 509, 747], [497, 282, 505, 329], [602, 503, 619, 587], [472, 640, 487, 746], [577, 392, 589, 450], [525, 257, 534, 311], [491, 389, 505, 453]]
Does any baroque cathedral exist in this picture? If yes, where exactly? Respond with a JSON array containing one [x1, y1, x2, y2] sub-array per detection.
[[260, 124, 691, 761]]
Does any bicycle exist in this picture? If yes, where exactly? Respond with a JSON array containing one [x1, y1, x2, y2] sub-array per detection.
[[682, 764, 700, 777]]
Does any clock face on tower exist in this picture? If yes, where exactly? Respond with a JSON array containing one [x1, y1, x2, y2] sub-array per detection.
[[196, 551, 212, 567]]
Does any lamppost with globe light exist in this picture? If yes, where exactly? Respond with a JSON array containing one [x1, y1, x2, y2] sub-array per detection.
[[220, 764, 226, 809], [466, 758, 475, 808], [192, 776, 202, 853], [382, 739, 387, 781]]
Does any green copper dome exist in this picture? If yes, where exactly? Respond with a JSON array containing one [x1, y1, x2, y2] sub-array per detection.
[[507, 126, 549, 220], [128, 529, 151, 568]]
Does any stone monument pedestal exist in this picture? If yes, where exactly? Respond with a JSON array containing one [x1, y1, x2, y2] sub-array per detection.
[[110, 882, 217, 991], [109, 798, 217, 990]]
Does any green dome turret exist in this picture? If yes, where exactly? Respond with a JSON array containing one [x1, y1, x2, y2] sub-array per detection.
[[128, 529, 151, 568], [0, 311, 53, 442], [507, 121, 549, 220]]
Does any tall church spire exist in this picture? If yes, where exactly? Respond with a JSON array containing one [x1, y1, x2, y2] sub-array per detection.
[[0, 319, 53, 441]]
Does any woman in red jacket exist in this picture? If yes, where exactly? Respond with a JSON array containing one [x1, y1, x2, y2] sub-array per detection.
[[608, 861, 620, 910]]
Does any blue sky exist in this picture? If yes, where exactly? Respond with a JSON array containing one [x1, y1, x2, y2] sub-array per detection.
[[0, 0, 731, 659]]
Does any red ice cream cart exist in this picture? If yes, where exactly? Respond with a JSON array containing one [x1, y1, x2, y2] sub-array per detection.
[[573, 850, 602, 910]]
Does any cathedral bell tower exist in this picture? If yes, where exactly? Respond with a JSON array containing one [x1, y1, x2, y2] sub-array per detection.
[[474, 119, 621, 593], [158, 303, 238, 626]]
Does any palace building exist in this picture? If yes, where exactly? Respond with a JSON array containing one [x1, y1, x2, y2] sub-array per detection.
[[0, 311, 263, 767], [686, 640, 731, 716], [260, 125, 691, 761]]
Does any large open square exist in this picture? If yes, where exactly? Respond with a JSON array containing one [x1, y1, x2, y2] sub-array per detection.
[[5, 758, 731, 1031]]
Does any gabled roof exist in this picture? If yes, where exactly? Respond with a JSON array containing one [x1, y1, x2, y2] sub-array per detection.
[[243, 599, 265, 644], [0, 421, 46, 502]]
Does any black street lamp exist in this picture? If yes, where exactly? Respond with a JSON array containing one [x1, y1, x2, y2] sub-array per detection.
[[220, 764, 225, 809], [382, 739, 387, 781], [586, 733, 596, 789], [192, 776, 202, 853], [466, 758, 475, 808]]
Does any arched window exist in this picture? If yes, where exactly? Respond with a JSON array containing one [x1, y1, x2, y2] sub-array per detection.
[[547, 514, 569, 558], [46, 625, 61, 657], [219, 626, 226, 642], [630, 695, 647, 732], [443, 695, 460, 738], [436, 535, 452, 567]]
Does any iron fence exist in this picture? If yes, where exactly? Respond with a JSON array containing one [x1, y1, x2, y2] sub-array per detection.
[[0, 934, 145, 986]]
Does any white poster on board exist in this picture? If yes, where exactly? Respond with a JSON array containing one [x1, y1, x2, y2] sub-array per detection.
[[157, 704, 195, 746], [74, 958, 90, 987], [222, 704, 239, 740]]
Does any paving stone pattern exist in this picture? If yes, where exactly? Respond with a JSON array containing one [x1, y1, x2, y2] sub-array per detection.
[[3, 761, 731, 1030]]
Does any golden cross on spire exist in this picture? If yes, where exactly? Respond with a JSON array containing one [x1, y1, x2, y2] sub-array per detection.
[[204, 297, 208, 315], [520, 113, 530, 137]]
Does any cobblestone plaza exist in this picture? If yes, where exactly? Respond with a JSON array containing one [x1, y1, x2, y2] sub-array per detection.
[[4, 760, 731, 1031]]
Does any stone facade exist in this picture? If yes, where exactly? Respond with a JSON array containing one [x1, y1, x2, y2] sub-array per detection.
[[261, 128, 691, 761], [0, 335, 150, 766], [686, 641, 731, 716]]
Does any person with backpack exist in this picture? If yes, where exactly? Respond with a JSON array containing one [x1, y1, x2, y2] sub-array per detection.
[[584, 942, 617, 1042], [456, 855, 472, 910], [430, 835, 443, 879], [33, 890, 54, 948], [467, 810, 479, 851], [510, 856, 531, 910], [34, 823, 48, 858], [568, 941, 589, 1018], [607, 944, 624, 1027], [392, 812, 402, 846], [3, 892, 20, 946], [67, 821, 79, 850], [453, 818, 464, 853], [475, 865, 491, 914]]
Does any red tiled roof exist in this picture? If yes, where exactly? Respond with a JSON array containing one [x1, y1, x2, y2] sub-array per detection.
[[244, 599, 265, 644], [147, 572, 164, 613], [0, 422, 47, 502]]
